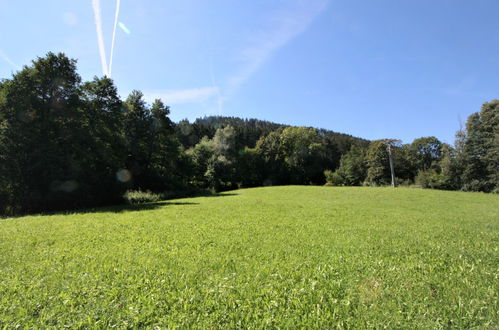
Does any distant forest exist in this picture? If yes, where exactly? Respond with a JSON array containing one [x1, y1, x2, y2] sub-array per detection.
[[0, 53, 497, 215]]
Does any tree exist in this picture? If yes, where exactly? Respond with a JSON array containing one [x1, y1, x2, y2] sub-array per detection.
[[206, 126, 238, 191], [327, 145, 367, 186], [237, 147, 264, 187], [415, 143, 460, 190], [278, 127, 327, 184], [255, 129, 285, 185], [80, 76, 127, 203], [185, 126, 239, 191], [458, 101, 498, 192], [365, 139, 401, 186], [480, 101, 499, 191], [394, 144, 418, 183], [0, 53, 87, 213], [410, 136, 443, 171], [149, 99, 186, 191], [0, 53, 132, 213], [187, 136, 215, 188], [123, 90, 154, 189]]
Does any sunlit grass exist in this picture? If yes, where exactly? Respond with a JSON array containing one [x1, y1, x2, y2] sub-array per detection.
[[0, 186, 497, 328]]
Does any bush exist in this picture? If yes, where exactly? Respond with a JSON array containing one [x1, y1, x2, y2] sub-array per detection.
[[415, 170, 433, 188], [324, 170, 345, 186], [395, 178, 413, 187], [415, 169, 453, 190], [123, 190, 161, 205]]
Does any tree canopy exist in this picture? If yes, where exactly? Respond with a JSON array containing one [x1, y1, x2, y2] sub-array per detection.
[[0, 53, 497, 215]]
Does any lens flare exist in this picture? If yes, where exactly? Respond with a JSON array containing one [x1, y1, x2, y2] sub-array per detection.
[[116, 169, 132, 183]]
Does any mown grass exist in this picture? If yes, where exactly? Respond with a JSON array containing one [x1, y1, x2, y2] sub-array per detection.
[[0, 186, 497, 328]]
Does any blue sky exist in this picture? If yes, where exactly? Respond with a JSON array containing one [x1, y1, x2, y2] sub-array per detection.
[[0, 0, 498, 144]]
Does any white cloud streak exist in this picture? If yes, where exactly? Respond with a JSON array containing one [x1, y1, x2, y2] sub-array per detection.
[[208, 48, 223, 115], [118, 22, 131, 35], [227, 0, 329, 95], [144, 87, 220, 104], [109, 0, 121, 77], [92, 0, 108, 76], [0, 49, 20, 70]]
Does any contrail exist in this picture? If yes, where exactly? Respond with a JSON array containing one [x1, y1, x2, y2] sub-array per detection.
[[92, 0, 108, 76], [108, 0, 121, 77], [0, 49, 21, 71], [207, 32, 223, 115], [118, 22, 131, 35], [209, 53, 223, 115]]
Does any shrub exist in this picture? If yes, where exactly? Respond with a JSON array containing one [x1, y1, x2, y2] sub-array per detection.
[[123, 190, 161, 205], [415, 169, 453, 190], [395, 178, 413, 187], [324, 170, 345, 186]]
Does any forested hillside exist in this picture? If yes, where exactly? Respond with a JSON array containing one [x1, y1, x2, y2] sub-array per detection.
[[0, 53, 497, 215]]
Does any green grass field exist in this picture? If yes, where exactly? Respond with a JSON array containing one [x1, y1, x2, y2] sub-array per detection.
[[0, 186, 497, 328]]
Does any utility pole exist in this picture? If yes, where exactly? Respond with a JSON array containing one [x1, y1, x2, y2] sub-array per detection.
[[387, 143, 396, 187]]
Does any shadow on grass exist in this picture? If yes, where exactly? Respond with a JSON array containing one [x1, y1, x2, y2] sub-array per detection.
[[206, 193, 238, 197], [3, 191, 239, 219], [80, 201, 199, 214], [74, 191, 239, 215]]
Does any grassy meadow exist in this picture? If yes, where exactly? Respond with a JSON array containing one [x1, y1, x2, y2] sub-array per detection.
[[0, 186, 497, 328]]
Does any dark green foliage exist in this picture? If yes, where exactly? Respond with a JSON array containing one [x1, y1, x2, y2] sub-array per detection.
[[122, 92, 186, 193], [175, 116, 369, 175], [365, 140, 393, 186], [255, 129, 289, 185], [205, 126, 239, 191], [320, 128, 370, 171], [327, 145, 367, 186], [237, 147, 265, 187], [186, 136, 215, 188], [416, 144, 461, 190], [0, 53, 185, 215], [278, 127, 327, 184], [176, 116, 286, 149], [480, 101, 499, 189], [0, 53, 110, 214], [149, 99, 186, 190], [123, 90, 154, 188], [410, 136, 443, 171], [457, 101, 498, 192], [254, 127, 328, 185], [393, 144, 418, 182], [79, 76, 127, 205], [186, 126, 240, 191], [324, 169, 343, 186], [0, 53, 497, 215]]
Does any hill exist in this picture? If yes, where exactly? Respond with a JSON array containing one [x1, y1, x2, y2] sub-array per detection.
[[1, 53, 496, 216], [0, 186, 497, 328], [175, 115, 370, 149]]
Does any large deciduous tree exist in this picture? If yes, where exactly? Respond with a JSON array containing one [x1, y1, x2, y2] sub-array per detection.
[[411, 136, 443, 171], [277, 127, 327, 184], [0, 53, 128, 214]]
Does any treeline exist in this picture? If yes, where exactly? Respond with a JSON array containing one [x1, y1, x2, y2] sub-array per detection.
[[0, 53, 497, 215], [326, 102, 498, 192], [0, 53, 189, 215]]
